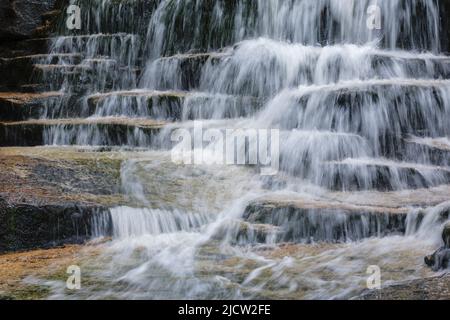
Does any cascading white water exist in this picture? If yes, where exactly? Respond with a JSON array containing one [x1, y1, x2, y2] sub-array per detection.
[[144, 0, 441, 59], [38, 0, 450, 299], [143, 40, 450, 94]]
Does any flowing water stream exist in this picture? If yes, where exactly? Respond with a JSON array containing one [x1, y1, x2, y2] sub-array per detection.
[[30, 0, 450, 299]]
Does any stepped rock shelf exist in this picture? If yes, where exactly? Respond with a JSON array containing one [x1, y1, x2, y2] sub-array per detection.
[[1, 0, 450, 300]]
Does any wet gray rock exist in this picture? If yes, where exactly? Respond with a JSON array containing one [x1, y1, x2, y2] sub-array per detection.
[[424, 247, 450, 271], [443, 222, 450, 248], [0, 197, 109, 253], [424, 222, 450, 271]]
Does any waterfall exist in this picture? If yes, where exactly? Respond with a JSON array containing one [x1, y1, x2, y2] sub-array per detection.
[[144, 0, 441, 58], [97, 206, 213, 238], [28, 0, 450, 299]]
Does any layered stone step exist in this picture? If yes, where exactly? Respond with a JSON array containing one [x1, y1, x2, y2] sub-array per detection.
[[0, 53, 82, 88], [322, 184, 450, 209], [86, 90, 187, 119], [370, 53, 450, 80], [262, 79, 450, 147], [276, 130, 450, 187], [0, 90, 186, 121], [320, 158, 450, 191], [31, 64, 89, 91], [9, 34, 142, 92], [0, 50, 139, 92], [0, 146, 134, 252], [0, 54, 125, 93], [141, 0, 450, 56], [32, 60, 140, 93], [0, 36, 53, 59], [238, 191, 450, 244], [241, 197, 408, 244], [409, 137, 450, 152], [0, 117, 166, 147], [0, 92, 64, 121], [85, 90, 262, 120], [0, 199, 107, 253], [299, 132, 449, 169], [2, 53, 83, 65], [403, 136, 450, 167], [47, 33, 141, 65], [142, 51, 230, 91]]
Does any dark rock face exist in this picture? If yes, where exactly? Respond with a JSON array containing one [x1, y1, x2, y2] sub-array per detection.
[[0, 147, 123, 252], [425, 247, 450, 271], [0, 198, 109, 253], [440, 0, 450, 54], [0, 0, 58, 40]]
